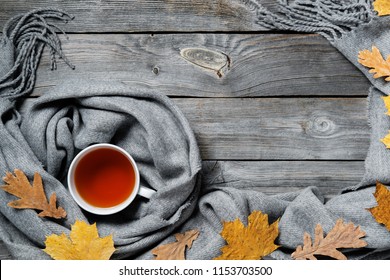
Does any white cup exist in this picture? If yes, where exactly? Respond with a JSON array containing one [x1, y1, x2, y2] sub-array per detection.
[[67, 143, 155, 215]]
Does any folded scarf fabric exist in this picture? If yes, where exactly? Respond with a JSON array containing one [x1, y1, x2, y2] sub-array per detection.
[[1, 3, 390, 260]]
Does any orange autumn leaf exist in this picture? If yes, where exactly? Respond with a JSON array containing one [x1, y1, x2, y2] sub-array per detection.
[[373, 0, 390, 16], [214, 210, 279, 260], [358, 46, 390, 81], [292, 219, 367, 260], [44, 220, 115, 260], [368, 182, 390, 231], [152, 229, 199, 260], [1, 169, 66, 219]]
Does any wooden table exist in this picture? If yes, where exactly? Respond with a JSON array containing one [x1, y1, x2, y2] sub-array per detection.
[[0, 0, 370, 259]]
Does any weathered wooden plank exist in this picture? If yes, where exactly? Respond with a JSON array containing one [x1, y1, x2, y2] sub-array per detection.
[[202, 160, 365, 197], [0, 0, 269, 33], [174, 98, 369, 160], [30, 33, 369, 97], [19, 97, 370, 160]]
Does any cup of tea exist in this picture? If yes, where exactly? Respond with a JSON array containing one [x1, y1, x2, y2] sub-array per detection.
[[67, 143, 155, 215]]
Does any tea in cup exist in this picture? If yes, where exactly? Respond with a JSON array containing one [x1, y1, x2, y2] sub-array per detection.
[[67, 143, 155, 215]]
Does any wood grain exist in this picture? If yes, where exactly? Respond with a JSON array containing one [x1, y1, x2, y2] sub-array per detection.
[[30, 33, 369, 97], [174, 97, 369, 160], [0, 0, 270, 33], [202, 160, 364, 196], [19, 97, 370, 160]]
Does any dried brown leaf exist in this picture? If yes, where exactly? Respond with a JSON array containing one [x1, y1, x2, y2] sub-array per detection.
[[292, 219, 367, 260], [358, 46, 390, 81], [1, 169, 66, 219], [152, 229, 199, 260], [368, 182, 390, 231], [214, 210, 279, 260]]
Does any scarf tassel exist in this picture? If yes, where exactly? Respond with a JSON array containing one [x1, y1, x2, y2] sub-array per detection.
[[243, 0, 375, 41], [0, 8, 74, 99]]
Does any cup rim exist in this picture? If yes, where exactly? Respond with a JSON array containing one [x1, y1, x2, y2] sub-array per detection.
[[67, 143, 140, 215]]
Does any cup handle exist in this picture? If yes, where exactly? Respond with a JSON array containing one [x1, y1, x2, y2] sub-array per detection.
[[138, 186, 156, 199]]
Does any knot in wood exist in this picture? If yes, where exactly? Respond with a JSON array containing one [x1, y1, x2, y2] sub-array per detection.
[[152, 66, 159, 75], [180, 48, 231, 78], [305, 116, 335, 138]]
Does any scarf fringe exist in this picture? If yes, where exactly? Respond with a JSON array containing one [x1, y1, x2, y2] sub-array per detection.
[[0, 8, 74, 99], [243, 0, 376, 41]]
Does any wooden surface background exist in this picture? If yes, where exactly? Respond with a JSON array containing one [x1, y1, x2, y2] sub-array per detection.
[[0, 0, 372, 259]]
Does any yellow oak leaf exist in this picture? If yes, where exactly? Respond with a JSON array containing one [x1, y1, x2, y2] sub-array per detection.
[[373, 0, 390, 16], [152, 229, 200, 260], [380, 131, 390, 148], [368, 182, 390, 231], [43, 220, 115, 260], [214, 210, 279, 260], [358, 46, 390, 81], [291, 219, 367, 260]]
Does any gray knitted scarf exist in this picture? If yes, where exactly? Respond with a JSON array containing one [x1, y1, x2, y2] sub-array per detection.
[[1, 2, 390, 260]]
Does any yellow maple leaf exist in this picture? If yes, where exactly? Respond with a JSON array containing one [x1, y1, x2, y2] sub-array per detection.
[[368, 182, 390, 231], [214, 210, 279, 260], [382, 96, 390, 115], [358, 46, 390, 81], [380, 131, 390, 148], [43, 220, 115, 260], [373, 0, 390, 16]]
